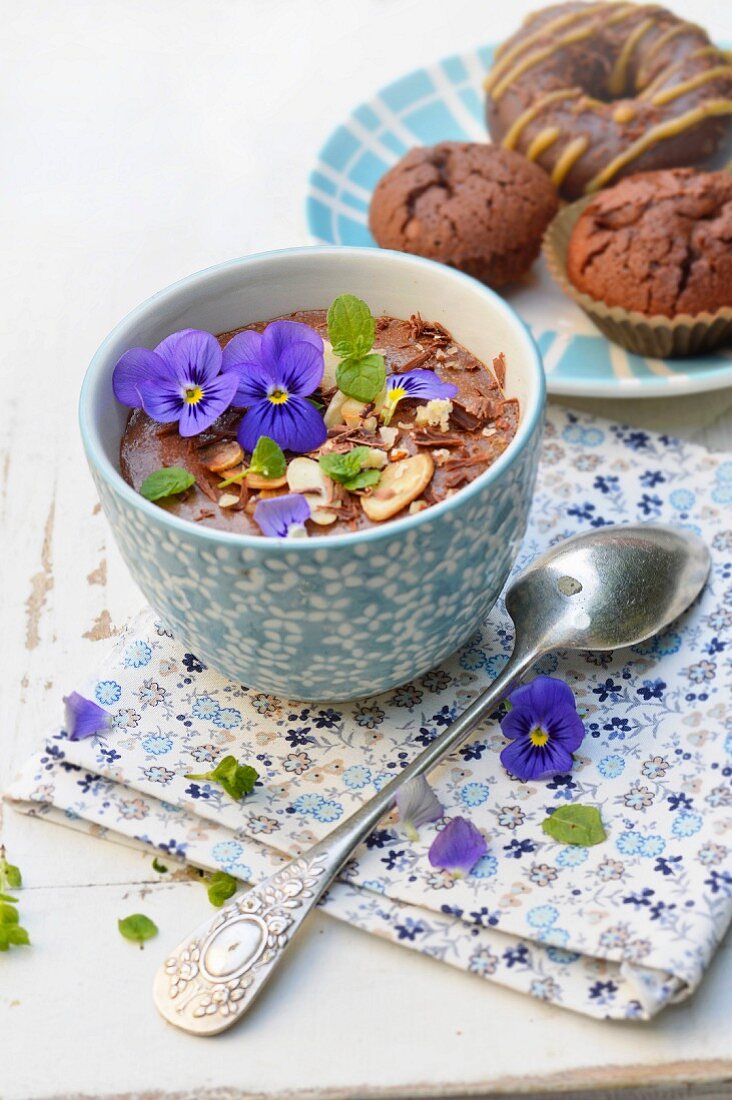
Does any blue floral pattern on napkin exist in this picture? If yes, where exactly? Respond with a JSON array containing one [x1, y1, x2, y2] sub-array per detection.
[[8, 407, 732, 1020]]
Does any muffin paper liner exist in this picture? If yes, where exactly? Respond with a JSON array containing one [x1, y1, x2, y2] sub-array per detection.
[[543, 197, 732, 359], [6, 405, 732, 1022]]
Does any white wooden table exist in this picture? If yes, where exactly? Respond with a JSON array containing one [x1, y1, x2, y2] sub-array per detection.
[[2, 2, 732, 1097]]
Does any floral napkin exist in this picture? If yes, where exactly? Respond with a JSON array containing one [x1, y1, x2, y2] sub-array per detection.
[[7, 406, 732, 1021]]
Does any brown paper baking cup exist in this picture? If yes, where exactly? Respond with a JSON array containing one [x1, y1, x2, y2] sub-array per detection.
[[542, 196, 732, 359]]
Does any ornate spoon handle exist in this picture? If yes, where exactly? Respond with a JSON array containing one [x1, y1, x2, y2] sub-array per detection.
[[154, 645, 538, 1034]]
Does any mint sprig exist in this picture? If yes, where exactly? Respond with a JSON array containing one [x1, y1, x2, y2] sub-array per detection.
[[542, 805, 606, 846], [218, 436, 286, 488], [327, 295, 386, 403], [0, 848, 30, 952], [185, 755, 259, 801], [140, 466, 196, 501], [319, 446, 383, 492]]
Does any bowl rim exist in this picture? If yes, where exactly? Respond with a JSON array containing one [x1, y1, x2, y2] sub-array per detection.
[[79, 245, 545, 549]]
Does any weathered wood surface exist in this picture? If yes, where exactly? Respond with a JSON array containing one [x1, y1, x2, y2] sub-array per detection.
[[2, 1, 732, 1097]]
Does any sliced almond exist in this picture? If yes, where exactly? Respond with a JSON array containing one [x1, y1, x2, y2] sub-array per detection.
[[362, 447, 388, 470], [287, 457, 334, 507], [246, 472, 288, 490], [200, 440, 244, 472], [257, 487, 289, 500], [324, 389, 348, 430], [379, 425, 398, 448], [310, 508, 338, 526], [361, 453, 434, 522], [342, 397, 368, 428], [218, 492, 241, 509], [321, 339, 340, 391]]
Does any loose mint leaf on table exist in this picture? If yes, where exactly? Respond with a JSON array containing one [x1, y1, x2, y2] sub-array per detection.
[[118, 913, 159, 943], [0, 893, 18, 903], [0, 903, 20, 925], [0, 849, 29, 951], [206, 871, 238, 908], [0, 924, 30, 949], [336, 352, 386, 404], [186, 755, 259, 802], [327, 294, 375, 359], [542, 805, 606, 847], [139, 466, 196, 502], [152, 857, 168, 874]]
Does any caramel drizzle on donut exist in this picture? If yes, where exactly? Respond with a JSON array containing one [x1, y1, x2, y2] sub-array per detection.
[[636, 21, 703, 87], [650, 65, 732, 106], [491, 26, 599, 101], [526, 125, 562, 160], [485, 2, 611, 90], [501, 87, 581, 148], [638, 45, 725, 99], [551, 135, 590, 187], [585, 98, 732, 191], [608, 17, 657, 95]]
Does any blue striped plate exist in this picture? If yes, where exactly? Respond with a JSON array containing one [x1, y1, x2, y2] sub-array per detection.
[[306, 44, 732, 399]]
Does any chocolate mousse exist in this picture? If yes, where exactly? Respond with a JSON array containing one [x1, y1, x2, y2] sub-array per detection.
[[119, 309, 518, 537]]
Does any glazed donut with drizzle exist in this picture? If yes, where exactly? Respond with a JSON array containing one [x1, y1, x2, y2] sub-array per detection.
[[485, 1, 732, 199]]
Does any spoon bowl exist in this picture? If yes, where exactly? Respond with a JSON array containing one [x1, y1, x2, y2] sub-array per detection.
[[506, 524, 711, 657]]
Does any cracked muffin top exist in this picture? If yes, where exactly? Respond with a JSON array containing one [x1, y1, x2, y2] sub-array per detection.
[[369, 142, 559, 287], [566, 168, 732, 318]]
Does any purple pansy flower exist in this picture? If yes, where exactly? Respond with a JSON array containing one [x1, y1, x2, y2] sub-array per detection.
[[222, 320, 327, 454], [396, 775, 443, 841], [499, 676, 586, 782], [63, 692, 112, 741], [382, 369, 458, 424], [428, 817, 487, 877], [112, 329, 239, 437], [254, 493, 311, 539]]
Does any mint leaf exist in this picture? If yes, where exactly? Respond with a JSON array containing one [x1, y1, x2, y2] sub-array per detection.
[[0, 924, 30, 950], [118, 913, 159, 943], [249, 435, 286, 479], [0, 893, 18, 903], [542, 805, 606, 847], [152, 857, 168, 874], [327, 294, 375, 359], [336, 353, 386, 404], [140, 466, 196, 502], [0, 903, 19, 925], [343, 469, 382, 492], [319, 446, 370, 484], [186, 755, 259, 801], [206, 871, 238, 907]]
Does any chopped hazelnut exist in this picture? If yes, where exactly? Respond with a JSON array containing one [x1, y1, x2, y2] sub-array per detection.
[[414, 399, 453, 432]]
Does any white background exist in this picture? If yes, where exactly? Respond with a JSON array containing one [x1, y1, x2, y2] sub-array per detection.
[[2, 2, 732, 1098]]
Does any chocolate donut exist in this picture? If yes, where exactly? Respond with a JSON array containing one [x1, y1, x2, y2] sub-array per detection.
[[485, 1, 732, 199]]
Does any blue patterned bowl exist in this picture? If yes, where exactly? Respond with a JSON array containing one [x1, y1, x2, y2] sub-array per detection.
[[80, 247, 545, 700]]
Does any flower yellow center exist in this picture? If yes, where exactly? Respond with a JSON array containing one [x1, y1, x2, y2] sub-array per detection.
[[183, 385, 204, 405], [268, 387, 289, 405], [529, 725, 549, 747]]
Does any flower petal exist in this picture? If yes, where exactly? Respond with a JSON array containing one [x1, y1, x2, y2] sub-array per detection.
[[499, 705, 534, 742], [262, 320, 323, 366], [237, 395, 327, 454], [396, 776, 443, 840], [177, 370, 240, 437], [386, 369, 458, 401], [112, 348, 168, 408], [156, 329, 222, 386], [500, 736, 574, 782], [428, 817, 487, 877], [137, 377, 185, 424], [64, 691, 111, 741], [277, 341, 325, 397], [221, 330, 266, 374], [508, 676, 576, 724], [254, 493, 311, 538]]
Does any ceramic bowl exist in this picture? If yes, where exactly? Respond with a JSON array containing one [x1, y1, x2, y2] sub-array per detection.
[[80, 246, 545, 700]]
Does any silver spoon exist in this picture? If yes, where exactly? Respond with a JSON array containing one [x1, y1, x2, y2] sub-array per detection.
[[153, 523, 710, 1035]]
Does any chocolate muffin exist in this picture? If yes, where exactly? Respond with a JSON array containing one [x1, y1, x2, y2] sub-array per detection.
[[566, 168, 732, 317], [369, 142, 559, 287]]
